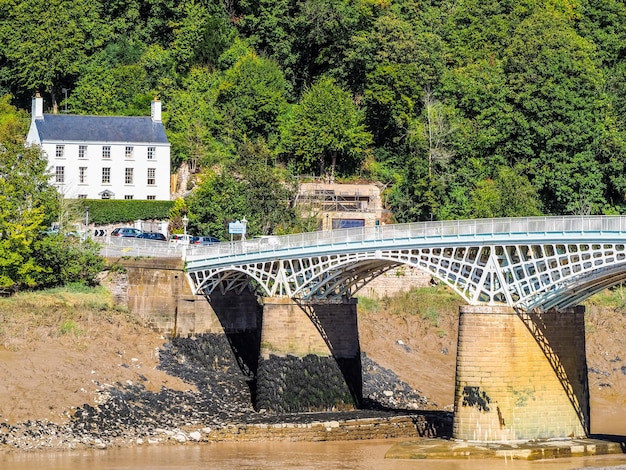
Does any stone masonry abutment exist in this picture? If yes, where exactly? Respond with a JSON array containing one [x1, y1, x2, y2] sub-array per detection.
[[453, 305, 589, 441], [107, 258, 363, 413], [255, 297, 362, 413]]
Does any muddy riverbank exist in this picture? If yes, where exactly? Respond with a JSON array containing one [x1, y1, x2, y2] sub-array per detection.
[[0, 285, 624, 453], [0, 329, 450, 452]]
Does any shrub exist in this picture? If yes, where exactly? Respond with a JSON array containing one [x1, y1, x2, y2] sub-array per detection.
[[31, 235, 105, 289], [70, 199, 174, 225]]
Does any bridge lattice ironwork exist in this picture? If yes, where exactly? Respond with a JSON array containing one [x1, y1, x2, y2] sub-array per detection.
[[183, 216, 626, 311]]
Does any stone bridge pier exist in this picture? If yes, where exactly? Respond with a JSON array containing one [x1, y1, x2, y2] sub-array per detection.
[[255, 297, 362, 413], [453, 305, 590, 441]]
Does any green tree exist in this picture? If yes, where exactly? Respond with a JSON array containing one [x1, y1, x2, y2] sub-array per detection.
[[0, 127, 57, 292], [0, 95, 100, 293], [0, 0, 108, 110], [503, 9, 608, 214], [186, 160, 297, 239], [68, 42, 176, 115], [171, 1, 235, 72], [470, 166, 543, 218], [216, 51, 290, 142], [441, 0, 538, 67], [185, 169, 247, 240], [280, 76, 372, 179], [0, 95, 29, 142], [387, 156, 445, 223], [440, 58, 512, 164], [576, 0, 626, 68], [234, 0, 302, 90], [350, 8, 445, 145], [166, 67, 232, 169], [31, 236, 104, 289]]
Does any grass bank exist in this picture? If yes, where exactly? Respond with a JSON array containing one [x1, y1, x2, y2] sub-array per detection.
[[0, 283, 133, 351]]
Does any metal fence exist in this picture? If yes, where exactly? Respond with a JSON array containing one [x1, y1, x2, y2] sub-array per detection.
[[98, 237, 184, 258]]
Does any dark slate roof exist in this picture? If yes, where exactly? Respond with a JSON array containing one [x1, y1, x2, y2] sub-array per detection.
[[33, 114, 169, 144]]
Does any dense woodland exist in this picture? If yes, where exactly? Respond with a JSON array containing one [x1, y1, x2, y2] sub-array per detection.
[[2, 0, 626, 291]]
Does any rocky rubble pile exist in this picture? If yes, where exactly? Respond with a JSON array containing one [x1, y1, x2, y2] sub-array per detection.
[[362, 353, 435, 410], [0, 334, 444, 451]]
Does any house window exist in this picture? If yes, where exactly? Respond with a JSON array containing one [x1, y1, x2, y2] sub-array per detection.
[[125, 168, 134, 184], [332, 219, 365, 229], [147, 147, 155, 159], [147, 195, 156, 200], [102, 146, 111, 159], [55, 166, 65, 183], [79, 167, 87, 184], [55, 145, 64, 158], [78, 145, 87, 159], [125, 146, 134, 158], [125, 195, 134, 200], [102, 167, 111, 184], [147, 168, 155, 185], [77, 194, 87, 199]]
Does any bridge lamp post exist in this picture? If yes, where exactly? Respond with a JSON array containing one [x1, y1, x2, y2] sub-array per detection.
[[181, 214, 189, 260], [84, 206, 89, 240]]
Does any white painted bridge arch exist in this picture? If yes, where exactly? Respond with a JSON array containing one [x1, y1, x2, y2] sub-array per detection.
[[184, 216, 626, 312]]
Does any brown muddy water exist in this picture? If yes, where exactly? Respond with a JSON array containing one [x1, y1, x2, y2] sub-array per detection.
[[1, 439, 626, 470]]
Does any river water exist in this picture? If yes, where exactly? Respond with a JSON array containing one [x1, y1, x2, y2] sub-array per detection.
[[2, 439, 626, 470]]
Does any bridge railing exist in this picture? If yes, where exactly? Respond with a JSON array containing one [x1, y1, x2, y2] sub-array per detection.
[[184, 215, 626, 262], [99, 237, 184, 258]]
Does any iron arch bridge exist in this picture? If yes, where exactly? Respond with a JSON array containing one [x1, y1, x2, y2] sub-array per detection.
[[184, 216, 626, 312]]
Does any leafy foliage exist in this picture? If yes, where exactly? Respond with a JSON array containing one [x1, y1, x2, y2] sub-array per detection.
[[186, 161, 297, 239], [0, 0, 108, 108], [0, 97, 102, 293], [0, 101, 57, 292], [32, 236, 104, 289], [2, 0, 626, 241], [279, 76, 372, 178], [74, 200, 175, 225]]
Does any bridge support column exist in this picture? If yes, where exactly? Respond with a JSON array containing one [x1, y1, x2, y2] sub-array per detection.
[[255, 297, 362, 413], [453, 305, 589, 441]]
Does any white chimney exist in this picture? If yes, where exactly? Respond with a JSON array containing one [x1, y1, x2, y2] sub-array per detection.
[[32, 91, 44, 120], [151, 97, 162, 122]]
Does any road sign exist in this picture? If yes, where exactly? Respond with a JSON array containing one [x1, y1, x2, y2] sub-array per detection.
[[229, 220, 247, 235]]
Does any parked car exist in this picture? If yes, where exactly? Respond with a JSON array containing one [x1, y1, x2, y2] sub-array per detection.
[[137, 232, 167, 241], [42, 228, 81, 238], [42, 223, 84, 238], [254, 235, 280, 246], [111, 227, 143, 237], [193, 236, 220, 245], [169, 234, 195, 245]]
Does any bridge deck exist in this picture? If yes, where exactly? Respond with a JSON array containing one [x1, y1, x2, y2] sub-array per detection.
[[102, 216, 626, 311]]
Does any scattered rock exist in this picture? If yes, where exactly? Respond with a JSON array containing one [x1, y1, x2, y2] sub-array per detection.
[[0, 334, 439, 451]]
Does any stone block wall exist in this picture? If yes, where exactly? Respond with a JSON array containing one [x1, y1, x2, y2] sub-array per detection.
[[453, 305, 589, 441], [108, 257, 260, 337], [361, 266, 431, 298], [108, 259, 366, 414], [256, 298, 362, 413]]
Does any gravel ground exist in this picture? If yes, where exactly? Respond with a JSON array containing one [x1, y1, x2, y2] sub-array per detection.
[[0, 333, 448, 451]]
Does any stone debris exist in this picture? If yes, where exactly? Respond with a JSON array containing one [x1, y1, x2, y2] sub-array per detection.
[[0, 333, 446, 451]]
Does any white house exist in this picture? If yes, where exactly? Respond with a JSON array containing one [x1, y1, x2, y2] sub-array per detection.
[[26, 93, 171, 200]]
